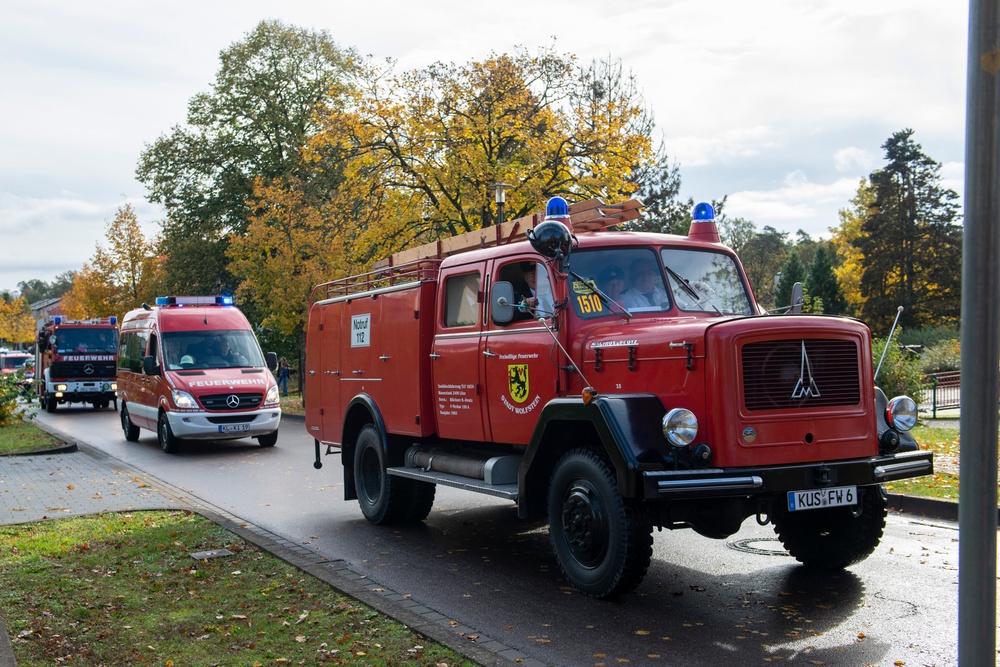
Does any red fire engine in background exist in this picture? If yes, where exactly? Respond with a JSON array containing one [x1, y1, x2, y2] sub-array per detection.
[[304, 197, 934, 599], [35, 315, 120, 413]]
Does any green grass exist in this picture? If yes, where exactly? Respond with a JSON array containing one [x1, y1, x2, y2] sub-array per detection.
[[885, 424, 965, 502], [0, 419, 64, 455], [0, 510, 479, 667], [279, 391, 304, 416]]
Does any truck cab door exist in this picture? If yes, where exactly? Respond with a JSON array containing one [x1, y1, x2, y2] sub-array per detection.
[[431, 267, 487, 442], [483, 258, 561, 446]]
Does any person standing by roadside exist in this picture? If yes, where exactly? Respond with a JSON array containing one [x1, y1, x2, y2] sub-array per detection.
[[277, 356, 291, 396]]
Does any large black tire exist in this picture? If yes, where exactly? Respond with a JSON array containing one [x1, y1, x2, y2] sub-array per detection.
[[772, 485, 887, 570], [44, 394, 56, 413], [353, 424, 412, 525], [157, 413, 181, 455], [547, 449, 653, 599], [121, 404, 140, 442], [257, 430, 278, 447], [404, 481, 436, 522]]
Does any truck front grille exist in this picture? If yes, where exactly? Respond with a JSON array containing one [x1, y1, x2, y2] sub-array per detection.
[[49, 361, 117, 379], [741, 339, 861, 411], [201, 393, 263, 411]]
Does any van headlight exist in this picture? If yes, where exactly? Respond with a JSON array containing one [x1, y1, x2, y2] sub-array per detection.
[[171, 389, 198, 410], [662, 408, 698, 447], [265, 385, 280, 406]]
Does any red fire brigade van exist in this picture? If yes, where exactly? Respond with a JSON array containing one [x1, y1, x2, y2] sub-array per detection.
[[305, 197, 933, 599], [117, 296, 281, 454]]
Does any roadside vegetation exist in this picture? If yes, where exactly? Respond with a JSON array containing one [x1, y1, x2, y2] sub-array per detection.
[[0, 510, 478, 667]]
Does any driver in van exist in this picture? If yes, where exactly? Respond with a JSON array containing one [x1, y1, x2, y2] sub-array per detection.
[[210, 336, 248, 366]]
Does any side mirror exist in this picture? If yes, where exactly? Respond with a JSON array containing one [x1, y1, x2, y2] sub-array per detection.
[[492, 282, 515, 324], [37, 333, 48, 352], [143, 355, 161, 376], [790, 282, 804, 314], [266, 351, 278, 371]]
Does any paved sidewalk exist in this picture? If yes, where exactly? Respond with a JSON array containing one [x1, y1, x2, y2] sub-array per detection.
[[0, 444, 528, 667]]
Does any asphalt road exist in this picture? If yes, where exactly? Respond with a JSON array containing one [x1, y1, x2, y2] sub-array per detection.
[[31, 406, 967, 667]]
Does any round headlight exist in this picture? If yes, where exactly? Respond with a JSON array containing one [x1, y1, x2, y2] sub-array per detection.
[[662, 408, 698, 447], [886, 395, 917, 432]]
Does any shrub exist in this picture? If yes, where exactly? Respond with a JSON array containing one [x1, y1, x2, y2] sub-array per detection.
[[0, 373, 28, 427], [919, 339, 961, 374], [872, 337, 924, 399]]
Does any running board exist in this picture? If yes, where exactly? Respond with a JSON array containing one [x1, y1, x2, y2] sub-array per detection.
[[387, 466, 519, 501]]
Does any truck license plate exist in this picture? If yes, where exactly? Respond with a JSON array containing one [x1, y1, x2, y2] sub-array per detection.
[[219, 424, 250, 433], [787, 486, 857, 512]]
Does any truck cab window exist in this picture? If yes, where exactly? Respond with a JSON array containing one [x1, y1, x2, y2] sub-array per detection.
[[444, 272, 481, 328]]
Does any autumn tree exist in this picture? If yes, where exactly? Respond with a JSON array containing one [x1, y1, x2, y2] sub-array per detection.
[[830, 180, 872, 315], [310, 47, 655, 259], [60, 204, 161, 319], [854, 129, 962, 331], [0, 295, 35, 347], [739, 226, 789, 310], [136, 20, 357, 295]]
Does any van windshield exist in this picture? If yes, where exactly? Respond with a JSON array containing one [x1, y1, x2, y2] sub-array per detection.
[[161, 331, 266, 370]]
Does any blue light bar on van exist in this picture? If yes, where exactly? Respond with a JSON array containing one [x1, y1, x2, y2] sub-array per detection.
[[54, 316, 62, 325], [155, 296, 235, 307], [109, 316, 117, 325]]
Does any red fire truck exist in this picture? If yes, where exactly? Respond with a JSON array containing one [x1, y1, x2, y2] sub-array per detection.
[[304, 197, 933, 599], [36, 316, 119, 413]]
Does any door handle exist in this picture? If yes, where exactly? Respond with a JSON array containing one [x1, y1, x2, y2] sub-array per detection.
[[483, 349, 498, 358]]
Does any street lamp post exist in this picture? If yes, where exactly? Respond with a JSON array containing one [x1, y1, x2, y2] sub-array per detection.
[[492, 182, 512, 226]]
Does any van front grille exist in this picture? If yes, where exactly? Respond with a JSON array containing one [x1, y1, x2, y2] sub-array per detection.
[[200, 393, 263, 411]]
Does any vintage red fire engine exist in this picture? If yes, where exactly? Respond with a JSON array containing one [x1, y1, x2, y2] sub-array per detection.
[[35, 315, 119, 412], [305, 197, 933, 598]]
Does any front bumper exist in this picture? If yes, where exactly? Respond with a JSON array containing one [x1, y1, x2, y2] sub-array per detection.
[[642, 450, 934, 499], [166, 408, 281, 441], [49, 379, 117, 403]]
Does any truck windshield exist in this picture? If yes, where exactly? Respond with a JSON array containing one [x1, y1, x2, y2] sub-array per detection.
[[568, 247, 753, 319], [161, 330, 266, 370], [54, 328, 119, 354], [660, 248, 753, 315]]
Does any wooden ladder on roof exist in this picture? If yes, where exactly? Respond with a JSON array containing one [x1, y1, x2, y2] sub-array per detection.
[[375, 197, 644, 268]]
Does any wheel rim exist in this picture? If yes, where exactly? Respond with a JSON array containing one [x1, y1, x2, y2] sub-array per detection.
[[358, 445, 383, 505], [159, 418, 169, 445], [560, 478, 610, 568], [121, 409, 130, 434]]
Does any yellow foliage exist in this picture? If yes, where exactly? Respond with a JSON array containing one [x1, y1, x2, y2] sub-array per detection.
[[0, 296, 36, 345], [830, 179, 873, 314]]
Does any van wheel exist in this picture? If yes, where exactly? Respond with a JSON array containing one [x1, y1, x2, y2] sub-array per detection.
[[157, 413, 180, 454], [353, 424, 410, 525], [257, 430, 278, 447], [548, 449, 653, 599], [121, 404, 140, 442]]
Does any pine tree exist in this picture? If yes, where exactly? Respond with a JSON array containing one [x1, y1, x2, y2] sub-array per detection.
[[807, 244, 848, 315], [774, 251, 805, 312], [855, 129, 962, 331]]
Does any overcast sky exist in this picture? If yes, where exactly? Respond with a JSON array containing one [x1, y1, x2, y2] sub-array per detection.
[[0, 0, 968, 294]]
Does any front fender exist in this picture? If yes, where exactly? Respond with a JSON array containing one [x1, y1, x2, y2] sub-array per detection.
[[519, 394, 669, 516]]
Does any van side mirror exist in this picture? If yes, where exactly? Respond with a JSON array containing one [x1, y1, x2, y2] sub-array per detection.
[[266, 351, 277, 371], [492, 282, 515, 324], [143, 355, 161, 376]]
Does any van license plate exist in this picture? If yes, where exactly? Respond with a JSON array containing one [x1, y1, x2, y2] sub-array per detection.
[[787, 486, 857, 512], [219, 424, 250, 433]]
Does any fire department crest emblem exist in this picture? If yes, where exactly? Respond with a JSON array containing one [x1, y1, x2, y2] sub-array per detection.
[[507, 364, 529, 404]]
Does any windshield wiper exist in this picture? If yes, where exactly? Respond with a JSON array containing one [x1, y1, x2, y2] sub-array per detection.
[[662, 264, 723, 315]]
